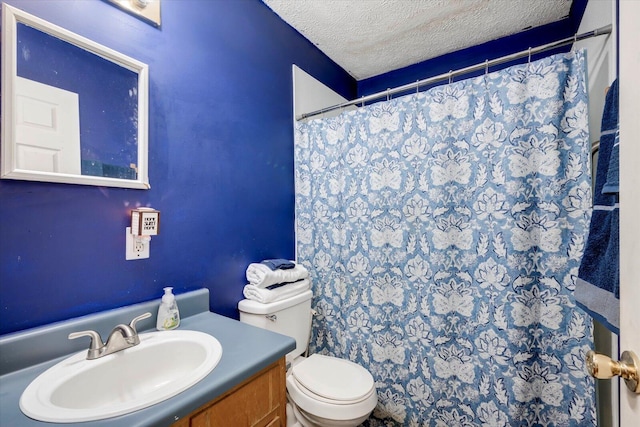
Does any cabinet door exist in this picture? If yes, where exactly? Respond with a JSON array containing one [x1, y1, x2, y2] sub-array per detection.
[[176, 358, 286, 427]]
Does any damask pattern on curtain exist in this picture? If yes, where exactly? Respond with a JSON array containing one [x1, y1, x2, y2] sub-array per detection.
[[295, 50, 596, 426]]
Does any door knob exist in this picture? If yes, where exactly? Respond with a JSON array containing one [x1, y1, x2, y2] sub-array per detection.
[[586, 350, 640, 393]]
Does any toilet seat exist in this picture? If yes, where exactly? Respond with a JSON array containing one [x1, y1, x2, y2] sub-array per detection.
[[292, 354, 374, 403], [286, 354, 377, 422]]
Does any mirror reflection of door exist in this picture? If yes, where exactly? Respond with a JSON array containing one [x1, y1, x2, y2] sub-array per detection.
[[17, 22, 139, 180], [15, 77, 80, 174]]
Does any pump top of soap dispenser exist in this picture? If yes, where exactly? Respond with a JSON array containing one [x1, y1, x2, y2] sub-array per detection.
[[162, 287, 175, 304]]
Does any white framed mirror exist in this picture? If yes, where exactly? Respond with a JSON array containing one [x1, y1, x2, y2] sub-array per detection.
[[1, 4, 150, 189]]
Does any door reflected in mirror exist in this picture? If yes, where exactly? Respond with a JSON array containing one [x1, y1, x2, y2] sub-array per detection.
[[1, 4, 150, 189]]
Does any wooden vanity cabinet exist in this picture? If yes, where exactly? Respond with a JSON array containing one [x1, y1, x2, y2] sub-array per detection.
[[172, 358, 286, 427]]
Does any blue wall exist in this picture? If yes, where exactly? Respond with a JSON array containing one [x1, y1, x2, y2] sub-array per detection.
[[0, 0, 356, 335], [0, 0, 587, 336]]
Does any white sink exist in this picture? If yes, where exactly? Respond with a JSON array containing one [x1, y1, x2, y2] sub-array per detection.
[[20, 330, 222, 423]]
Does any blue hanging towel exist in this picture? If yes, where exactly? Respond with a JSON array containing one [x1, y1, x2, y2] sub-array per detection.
[[575, 79, 619, 334]]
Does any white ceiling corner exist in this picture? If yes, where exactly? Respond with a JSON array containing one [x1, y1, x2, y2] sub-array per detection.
[[263, 0, 573, 80]]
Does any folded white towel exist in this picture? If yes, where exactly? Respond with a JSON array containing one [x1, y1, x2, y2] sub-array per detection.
[[242, 279, 311, 304], [246, 262, 309, 288]]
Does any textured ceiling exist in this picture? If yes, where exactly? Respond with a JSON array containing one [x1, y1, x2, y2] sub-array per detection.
[[263, 0, 573, 80]]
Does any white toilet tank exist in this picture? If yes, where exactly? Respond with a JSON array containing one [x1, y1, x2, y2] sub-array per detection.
[[238, 290, 313, 363]]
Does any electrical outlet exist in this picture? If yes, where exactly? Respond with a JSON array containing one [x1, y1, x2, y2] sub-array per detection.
[[126, 227, 150, 260]]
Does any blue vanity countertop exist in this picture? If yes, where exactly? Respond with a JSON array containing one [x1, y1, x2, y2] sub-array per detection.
[[0, 289, 296, 427]]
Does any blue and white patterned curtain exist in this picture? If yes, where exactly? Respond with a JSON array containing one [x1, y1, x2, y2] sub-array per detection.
[[294, 50, 595, 426]]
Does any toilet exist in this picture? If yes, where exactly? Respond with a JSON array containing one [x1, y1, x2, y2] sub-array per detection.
[[238, 290, 377, 427]]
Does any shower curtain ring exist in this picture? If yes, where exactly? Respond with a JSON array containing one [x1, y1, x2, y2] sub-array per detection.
[[386, 88, 391, 101], [528, 47, 532, 63], [416, 80, 420, 95], [485, 59, 489, 75], [448, 70, 453, 84]]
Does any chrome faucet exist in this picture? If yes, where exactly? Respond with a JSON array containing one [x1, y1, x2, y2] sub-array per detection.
[[68, 312, 152, 360]]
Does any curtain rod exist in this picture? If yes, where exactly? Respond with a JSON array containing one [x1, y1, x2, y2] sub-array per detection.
[[297, 24, 612, 121]]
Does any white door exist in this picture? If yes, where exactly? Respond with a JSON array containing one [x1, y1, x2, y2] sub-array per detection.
[[619, 0, 640, 424], [14, 76, 81, 174]]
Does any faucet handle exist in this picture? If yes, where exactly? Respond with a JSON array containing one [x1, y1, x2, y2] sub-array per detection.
[[129, 312, 152, 334], [68, 330, 104, 359]]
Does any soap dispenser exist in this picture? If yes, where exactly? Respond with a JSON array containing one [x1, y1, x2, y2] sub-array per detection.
[[156, 287, 180, 330]]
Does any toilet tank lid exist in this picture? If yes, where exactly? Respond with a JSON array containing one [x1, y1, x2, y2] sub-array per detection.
[[238, 289, 313, 314]]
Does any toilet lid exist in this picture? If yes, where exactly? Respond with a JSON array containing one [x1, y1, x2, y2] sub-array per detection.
[[292, 354, 374, 402]]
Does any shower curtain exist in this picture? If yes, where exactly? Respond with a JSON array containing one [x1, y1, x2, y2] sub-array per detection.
[[294, 50, 596, 426]]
